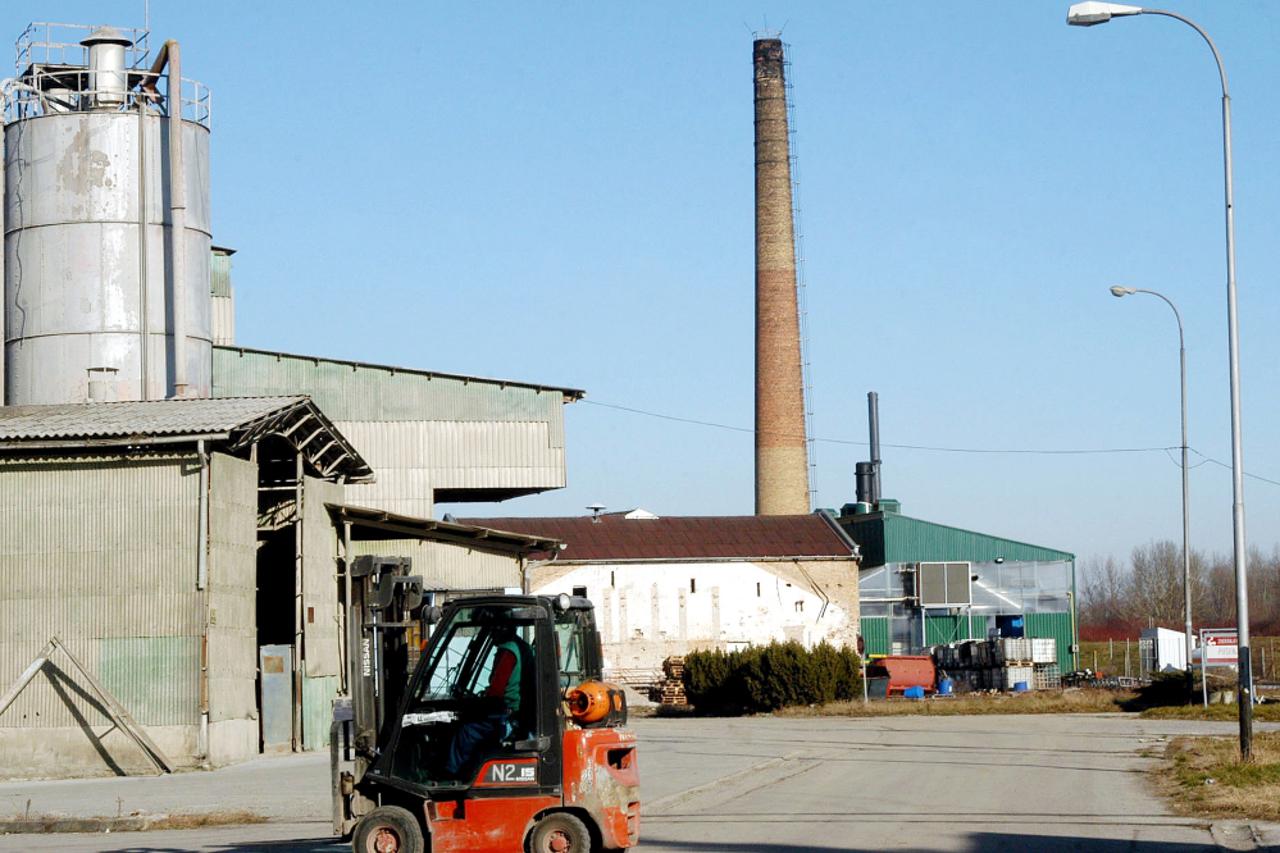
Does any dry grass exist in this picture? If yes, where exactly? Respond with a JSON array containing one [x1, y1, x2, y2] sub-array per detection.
[[779, 688, 1133, 717], [148, 810, 268, 830], [1079, 635, 1280, 681], [1141, 703, 1280, 722], [1156, 732, 1280, 821]]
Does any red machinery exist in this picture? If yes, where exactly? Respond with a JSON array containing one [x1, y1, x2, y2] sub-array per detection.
[[866, 655, 936, 696], [332, 565, 638, 853]]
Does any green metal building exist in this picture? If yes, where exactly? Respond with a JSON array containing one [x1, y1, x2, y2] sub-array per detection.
[[841, 502, 1077, 672]]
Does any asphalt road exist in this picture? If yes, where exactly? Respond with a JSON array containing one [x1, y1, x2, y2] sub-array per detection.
[[3, 713, 1278, 852]]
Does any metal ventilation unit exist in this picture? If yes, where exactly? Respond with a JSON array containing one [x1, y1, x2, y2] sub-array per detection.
[[919, 561, 973, 608], [2, 22, 214, 404]]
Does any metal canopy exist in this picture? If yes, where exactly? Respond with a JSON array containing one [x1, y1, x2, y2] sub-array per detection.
[[328, 503, 560, 558], [0, 396, 374, 483]]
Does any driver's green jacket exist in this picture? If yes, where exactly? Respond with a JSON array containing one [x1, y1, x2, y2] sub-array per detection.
[[488, 639, 523, 713]]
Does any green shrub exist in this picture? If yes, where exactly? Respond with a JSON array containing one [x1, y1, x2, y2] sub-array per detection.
[[682, 640, 863, 715]]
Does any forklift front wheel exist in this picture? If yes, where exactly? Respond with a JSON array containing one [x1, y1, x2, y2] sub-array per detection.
[[353, 805, 425, 853], [528, 812, 592, 853]]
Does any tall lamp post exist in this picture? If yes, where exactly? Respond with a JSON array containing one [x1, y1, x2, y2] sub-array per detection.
[[1068, 1, 1252, 757], [1110, 286, 1193, 702]]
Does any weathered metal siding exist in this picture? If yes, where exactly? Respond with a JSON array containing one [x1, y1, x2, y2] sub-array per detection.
[[207, 452, 258, 723], [211, 297, 235, 346], [211, 247, 234, 346], [860, 617, 890, 656], [1025, 612, 1075, 672], [212, 347, 569, 515], [339, 420, 564, 517], [843, 513, 1074, 568], [302, 674, 339, 750], [303, 476, 344, 678], [4, 114, 213, 403], [0, 454, 200, 728], [351, 539, 521, 593]]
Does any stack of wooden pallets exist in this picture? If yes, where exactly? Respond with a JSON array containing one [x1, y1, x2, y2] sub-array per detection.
[[656, 656, 688, 706]]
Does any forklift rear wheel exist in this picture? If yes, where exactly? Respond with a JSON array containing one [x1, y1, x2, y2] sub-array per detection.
[[528, 812, 592, 853], [353, 805, 425, 853]]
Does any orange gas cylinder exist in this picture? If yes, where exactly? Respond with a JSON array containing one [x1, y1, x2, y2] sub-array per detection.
[[566, 681, 613, 725]]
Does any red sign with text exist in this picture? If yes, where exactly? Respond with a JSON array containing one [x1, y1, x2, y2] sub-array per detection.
[[1201, 629, 1239, 665]]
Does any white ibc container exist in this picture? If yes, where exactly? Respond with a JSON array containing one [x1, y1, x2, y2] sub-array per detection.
[[1002, 665, 1035, 691], [1032, 638, 1057, 664]]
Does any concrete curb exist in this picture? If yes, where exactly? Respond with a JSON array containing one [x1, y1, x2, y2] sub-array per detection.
[[0, 811, 268, 835], [0, 816, 154, 834]]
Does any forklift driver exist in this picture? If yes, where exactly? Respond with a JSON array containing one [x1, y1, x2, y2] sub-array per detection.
[[444, 622, 534, 779]]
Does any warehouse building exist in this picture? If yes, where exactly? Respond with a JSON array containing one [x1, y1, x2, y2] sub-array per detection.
[[464, 510, 861, 685], [841, 500, 1078, 672], [0, 400, 559, 778]]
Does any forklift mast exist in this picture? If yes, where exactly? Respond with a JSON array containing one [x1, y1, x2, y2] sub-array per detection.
[[346, 555, 425, 752]]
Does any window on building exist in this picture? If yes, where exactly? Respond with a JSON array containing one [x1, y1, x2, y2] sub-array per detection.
[[690, 578, 697, 593], [756, 582, 761, 598], [610, 571, 615, 588], [572, 585, 587, 598], [794, 600, 804, 613]]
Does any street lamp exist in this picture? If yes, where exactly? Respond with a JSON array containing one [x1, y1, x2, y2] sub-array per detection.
[[1069, 3, 1253, 757], [1110, 286, 1193, 703]]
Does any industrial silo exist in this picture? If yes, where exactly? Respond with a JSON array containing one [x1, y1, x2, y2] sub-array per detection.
[[2, 22, 213, 403]]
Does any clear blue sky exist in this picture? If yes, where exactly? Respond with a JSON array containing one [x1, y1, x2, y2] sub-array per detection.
[[11, 2, 1278, 564]]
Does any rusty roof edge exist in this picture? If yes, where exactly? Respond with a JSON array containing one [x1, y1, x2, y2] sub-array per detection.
[[327, 504, 561, 555], [817, 508, 861, 558], [215, 345, 586, 403]]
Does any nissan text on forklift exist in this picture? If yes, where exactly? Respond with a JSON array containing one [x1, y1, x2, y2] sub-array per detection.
[[333, 556, 640, 853]]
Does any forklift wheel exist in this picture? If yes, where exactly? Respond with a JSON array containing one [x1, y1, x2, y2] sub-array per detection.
[[353, 805, 425, 853], [528, 812, 592, 853]]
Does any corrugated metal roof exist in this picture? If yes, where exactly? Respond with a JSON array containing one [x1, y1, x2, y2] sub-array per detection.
[[841, 511, 1075, 567], [459, 513, 858, 562], [214, 346, 585, 402], [0, 397, 375, 482], [0, 396, 307, 440]]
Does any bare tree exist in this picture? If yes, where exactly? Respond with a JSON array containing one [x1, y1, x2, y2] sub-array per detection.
[[1129, 541, 1185, 627]]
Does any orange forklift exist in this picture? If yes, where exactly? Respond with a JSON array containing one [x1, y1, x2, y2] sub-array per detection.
[[332, 557, 639, 853]]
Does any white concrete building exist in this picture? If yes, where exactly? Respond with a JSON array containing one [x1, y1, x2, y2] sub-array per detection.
[[464, 511, 861, 681]]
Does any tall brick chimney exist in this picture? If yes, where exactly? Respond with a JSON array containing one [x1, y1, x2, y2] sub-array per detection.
[[753, 37, 810, 515]]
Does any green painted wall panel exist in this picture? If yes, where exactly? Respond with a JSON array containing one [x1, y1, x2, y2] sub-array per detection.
[[303, 675, 339, 750], [98, 637, 199, 727], [924, 615, 986, 646], [860, 617, 890, 656], [1025, 612, 1076, 672]]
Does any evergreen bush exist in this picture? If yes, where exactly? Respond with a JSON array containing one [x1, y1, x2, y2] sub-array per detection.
[[682, 640, 863, 715]]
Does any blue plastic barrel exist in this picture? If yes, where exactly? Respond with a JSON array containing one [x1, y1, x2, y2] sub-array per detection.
[[1013, 681, 1030, 693], [938, 677, 954, 696], [903, 685, 925, 699]]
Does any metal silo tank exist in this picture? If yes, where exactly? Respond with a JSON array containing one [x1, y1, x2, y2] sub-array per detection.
[[3, 24, 212, 404]]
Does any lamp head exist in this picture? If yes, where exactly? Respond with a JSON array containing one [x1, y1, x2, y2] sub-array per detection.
[[1110, 285, 1136, 298], [1067, 2, 1144, 26]]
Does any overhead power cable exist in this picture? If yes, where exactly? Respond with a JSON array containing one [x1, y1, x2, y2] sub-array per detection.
[[1189, 449, 1280, 489], [582, 399, 1280, 486], [581, 399, 1173, 456]]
